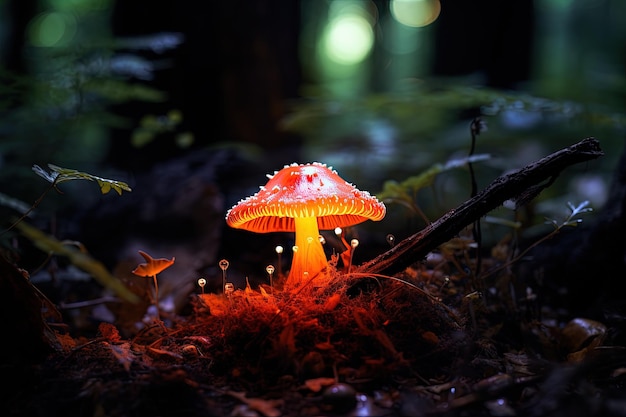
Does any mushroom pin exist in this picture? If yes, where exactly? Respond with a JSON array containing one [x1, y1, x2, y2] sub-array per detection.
[[225, 162, 386, 287]]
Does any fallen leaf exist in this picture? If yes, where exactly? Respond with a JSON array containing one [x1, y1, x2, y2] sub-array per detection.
[[227, 391, 283, 417], [146, 346, 183, 361], [304, 377, 336, 392]]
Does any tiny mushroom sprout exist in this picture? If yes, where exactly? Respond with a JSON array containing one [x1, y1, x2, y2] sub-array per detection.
[[132, 250, 175, 321], [225, 162, 386, 287]]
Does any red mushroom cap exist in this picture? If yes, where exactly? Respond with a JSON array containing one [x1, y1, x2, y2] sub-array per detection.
[[225, 162, 386, 232]]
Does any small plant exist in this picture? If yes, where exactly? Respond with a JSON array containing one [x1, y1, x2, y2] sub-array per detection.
[[132, 250, 175, 321], [377, 154, 491, 225], [481, 200, 593, 279], [2, 163, 132, 236], [544, 200, 593, 230], [0, 163, 136, 300]]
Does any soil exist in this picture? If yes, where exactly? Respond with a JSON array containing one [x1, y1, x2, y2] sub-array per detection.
[[2, 243, 626, 417]]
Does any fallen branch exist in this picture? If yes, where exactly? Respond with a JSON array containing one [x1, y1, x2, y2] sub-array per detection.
[[357, 137, 604, 276]]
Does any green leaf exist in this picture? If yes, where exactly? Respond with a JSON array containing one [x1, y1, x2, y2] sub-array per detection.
[[378, 154, 491, 201], [32, 164, 132, 195]]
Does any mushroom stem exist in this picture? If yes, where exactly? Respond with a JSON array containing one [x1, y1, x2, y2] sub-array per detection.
[[288, 216, 328, 287], [152, 274, 161, 321]]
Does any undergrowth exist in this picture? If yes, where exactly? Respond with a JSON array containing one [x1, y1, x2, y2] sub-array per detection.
[[186, 263, 467, 391]]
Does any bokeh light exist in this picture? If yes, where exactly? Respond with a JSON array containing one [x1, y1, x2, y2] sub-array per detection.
[[323, 13, 374, 65], [27, 11, 77, 47], [390, 0, 441, 28]]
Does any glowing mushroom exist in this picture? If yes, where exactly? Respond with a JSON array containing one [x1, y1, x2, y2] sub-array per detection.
[[132, 250, 175, 321], [225, 162, 386, 287]]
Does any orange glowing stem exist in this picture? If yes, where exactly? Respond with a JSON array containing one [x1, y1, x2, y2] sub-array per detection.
[[287, 216, 328, 287], [132, 250, 174, 322], [151, 274, 160, 320]]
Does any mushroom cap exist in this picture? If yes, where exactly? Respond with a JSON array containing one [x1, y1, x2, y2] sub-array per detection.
[[226, 162, 386, 233], [132, 250, 175, 277]]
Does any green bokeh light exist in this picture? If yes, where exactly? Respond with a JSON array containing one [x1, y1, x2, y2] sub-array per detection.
[[391, 0, 441, 28], [323, 14, 374, 65], [27, 11, 77, 47]]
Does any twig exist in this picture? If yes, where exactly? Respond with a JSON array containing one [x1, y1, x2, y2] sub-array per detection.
[[0, 182, 56, 236], [357, 137, 604, 276]]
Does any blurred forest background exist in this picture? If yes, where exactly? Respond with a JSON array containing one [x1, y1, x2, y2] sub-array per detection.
[[1, 0, 625, 296]]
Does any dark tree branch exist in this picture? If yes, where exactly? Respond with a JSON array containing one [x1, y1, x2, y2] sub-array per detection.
[[357, 137, 604, 276]]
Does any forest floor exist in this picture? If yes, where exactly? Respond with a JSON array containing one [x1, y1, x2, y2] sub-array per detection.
[[2, 243, 626, 417], [1, 138, 624, 416]]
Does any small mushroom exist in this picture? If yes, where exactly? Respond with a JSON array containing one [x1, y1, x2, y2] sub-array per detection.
[[225, 162, 386, 287], [132, 250, 175, 320]]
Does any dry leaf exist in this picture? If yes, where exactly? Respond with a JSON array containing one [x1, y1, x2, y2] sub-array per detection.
[[147, 346, 183, 360], [304, 377, 336, 392], [227, 391, 282, 417]]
